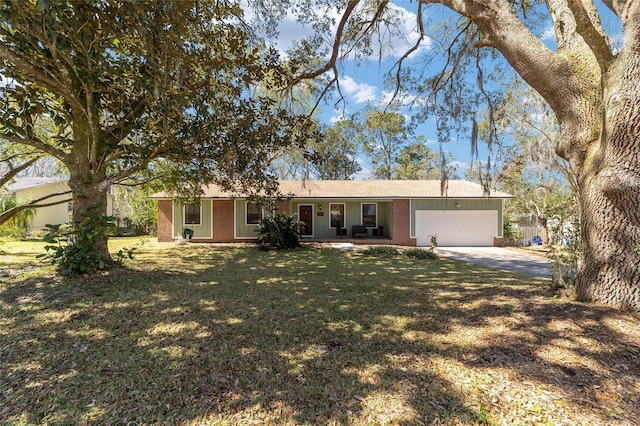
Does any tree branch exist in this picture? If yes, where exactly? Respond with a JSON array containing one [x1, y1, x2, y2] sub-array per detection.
[[567, 0, 614, 71], [0, 133, 69, 163], [389, 2, 426, 106], [600, 0, 624, 17], [0, 191, 72, 225], [340, 1, 389, 59], [0, 45, 84, 112], [423, 19, 474, 107], [103, 98, 148, 147], [0, 157, 41, 188], [423, 0, 560, 88], [114, 173, 167, 187], [292, 0, 361, 82]]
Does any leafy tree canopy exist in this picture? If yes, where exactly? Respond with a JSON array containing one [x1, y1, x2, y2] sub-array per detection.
[[0, 0, 317, 261], [392, 140, 439, 180]]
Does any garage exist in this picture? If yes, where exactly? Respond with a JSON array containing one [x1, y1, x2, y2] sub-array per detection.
[[415, 210, 498, 247]]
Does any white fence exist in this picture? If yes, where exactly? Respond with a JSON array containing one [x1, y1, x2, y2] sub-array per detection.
[[519, 226, 542, 246]]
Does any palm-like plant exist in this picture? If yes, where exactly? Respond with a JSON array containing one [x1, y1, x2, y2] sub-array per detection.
[[1, 197, 36, 235], [255, 213, 302, 250]]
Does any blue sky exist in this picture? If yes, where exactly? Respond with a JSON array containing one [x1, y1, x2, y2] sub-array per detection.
[[260, 0, 623, 180], [262, 0, 513, 178]]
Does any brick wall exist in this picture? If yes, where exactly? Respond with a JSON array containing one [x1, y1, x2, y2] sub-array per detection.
[[391, 199, 416, 246], [212, 200, 235, 242], [157, 200, 173, 242]]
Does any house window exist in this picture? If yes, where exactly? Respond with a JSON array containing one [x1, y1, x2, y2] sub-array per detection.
[[362, 203, 377, 227], [184, 203, 201, 225], [246, 202, 262, 225], [330, 203, 345, 228]]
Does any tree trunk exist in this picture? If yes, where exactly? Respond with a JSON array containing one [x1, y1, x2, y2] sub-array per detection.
[[573, 34, 640, 309], [539, 217, 550, 246], [68, 174, 112, 262], [577, 174, 640, 309]]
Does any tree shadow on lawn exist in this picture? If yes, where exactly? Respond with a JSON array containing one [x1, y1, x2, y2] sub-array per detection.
[[0, 245, 638, 425]]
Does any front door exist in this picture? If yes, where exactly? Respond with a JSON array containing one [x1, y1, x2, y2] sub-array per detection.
[[299, 205, 313, 236]]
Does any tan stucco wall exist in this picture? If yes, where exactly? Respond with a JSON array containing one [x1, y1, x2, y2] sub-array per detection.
[[157, 200, 173, 242], [13, 182, 115, 231], [14, 182, 71, 230]]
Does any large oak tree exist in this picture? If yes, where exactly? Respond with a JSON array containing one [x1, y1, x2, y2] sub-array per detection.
[[431, 0, 640, 310], [0, 0, 313, 263], [254, 0, 639, 309]]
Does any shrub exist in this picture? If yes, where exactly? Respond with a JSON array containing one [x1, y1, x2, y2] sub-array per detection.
[[503, 219, 523, 246], [0, 225, 26, 239], [255, 213, 302, 250], [37, 210, 135, 276], [38, 221, 104, 276], [404, 248, 437, 260], [363, 245, 399, 257]]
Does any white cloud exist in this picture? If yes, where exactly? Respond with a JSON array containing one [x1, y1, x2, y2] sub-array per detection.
[[540, 24, 555, 41], [340, 76, 377, 103], [270, 15, 317, 56], [329, 112, 350, 124], [381, 2, 432, 59], [352, 167, 374, 180], [450, 160, 468, 168], [328, 114, 343, 124]]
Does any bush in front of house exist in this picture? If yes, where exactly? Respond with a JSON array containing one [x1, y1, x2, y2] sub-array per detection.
[[363, 245, 399, 257], [256, 213, 302, 250], [404, 248, 438, 260]]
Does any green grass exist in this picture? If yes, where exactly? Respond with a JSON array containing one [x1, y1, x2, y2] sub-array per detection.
[[0, 238, 48, 267], [0, 236, 154, 267], [1, 241, 639, 425]]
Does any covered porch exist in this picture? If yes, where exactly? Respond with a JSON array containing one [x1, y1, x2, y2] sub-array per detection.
[[288, 199, 394, 241]]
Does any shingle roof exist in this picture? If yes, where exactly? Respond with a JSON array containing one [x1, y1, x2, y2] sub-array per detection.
[[152, 180, 511, 199]]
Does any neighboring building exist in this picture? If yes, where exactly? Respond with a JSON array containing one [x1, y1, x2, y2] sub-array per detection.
[[2, 178, 114, 230], [151, 180, 511, 247]]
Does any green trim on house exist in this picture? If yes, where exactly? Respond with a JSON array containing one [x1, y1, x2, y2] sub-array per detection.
[[172, 200, 213, 239], [234, 200, 262, 238]]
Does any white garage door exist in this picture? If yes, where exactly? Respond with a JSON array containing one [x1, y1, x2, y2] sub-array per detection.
[[415, 210, 498, 247]]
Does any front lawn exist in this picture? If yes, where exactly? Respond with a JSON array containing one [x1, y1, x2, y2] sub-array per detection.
[[1, 241, 638, 425]]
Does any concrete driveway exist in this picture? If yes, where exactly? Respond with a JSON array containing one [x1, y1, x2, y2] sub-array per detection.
[[435, 247, 552, 278]]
